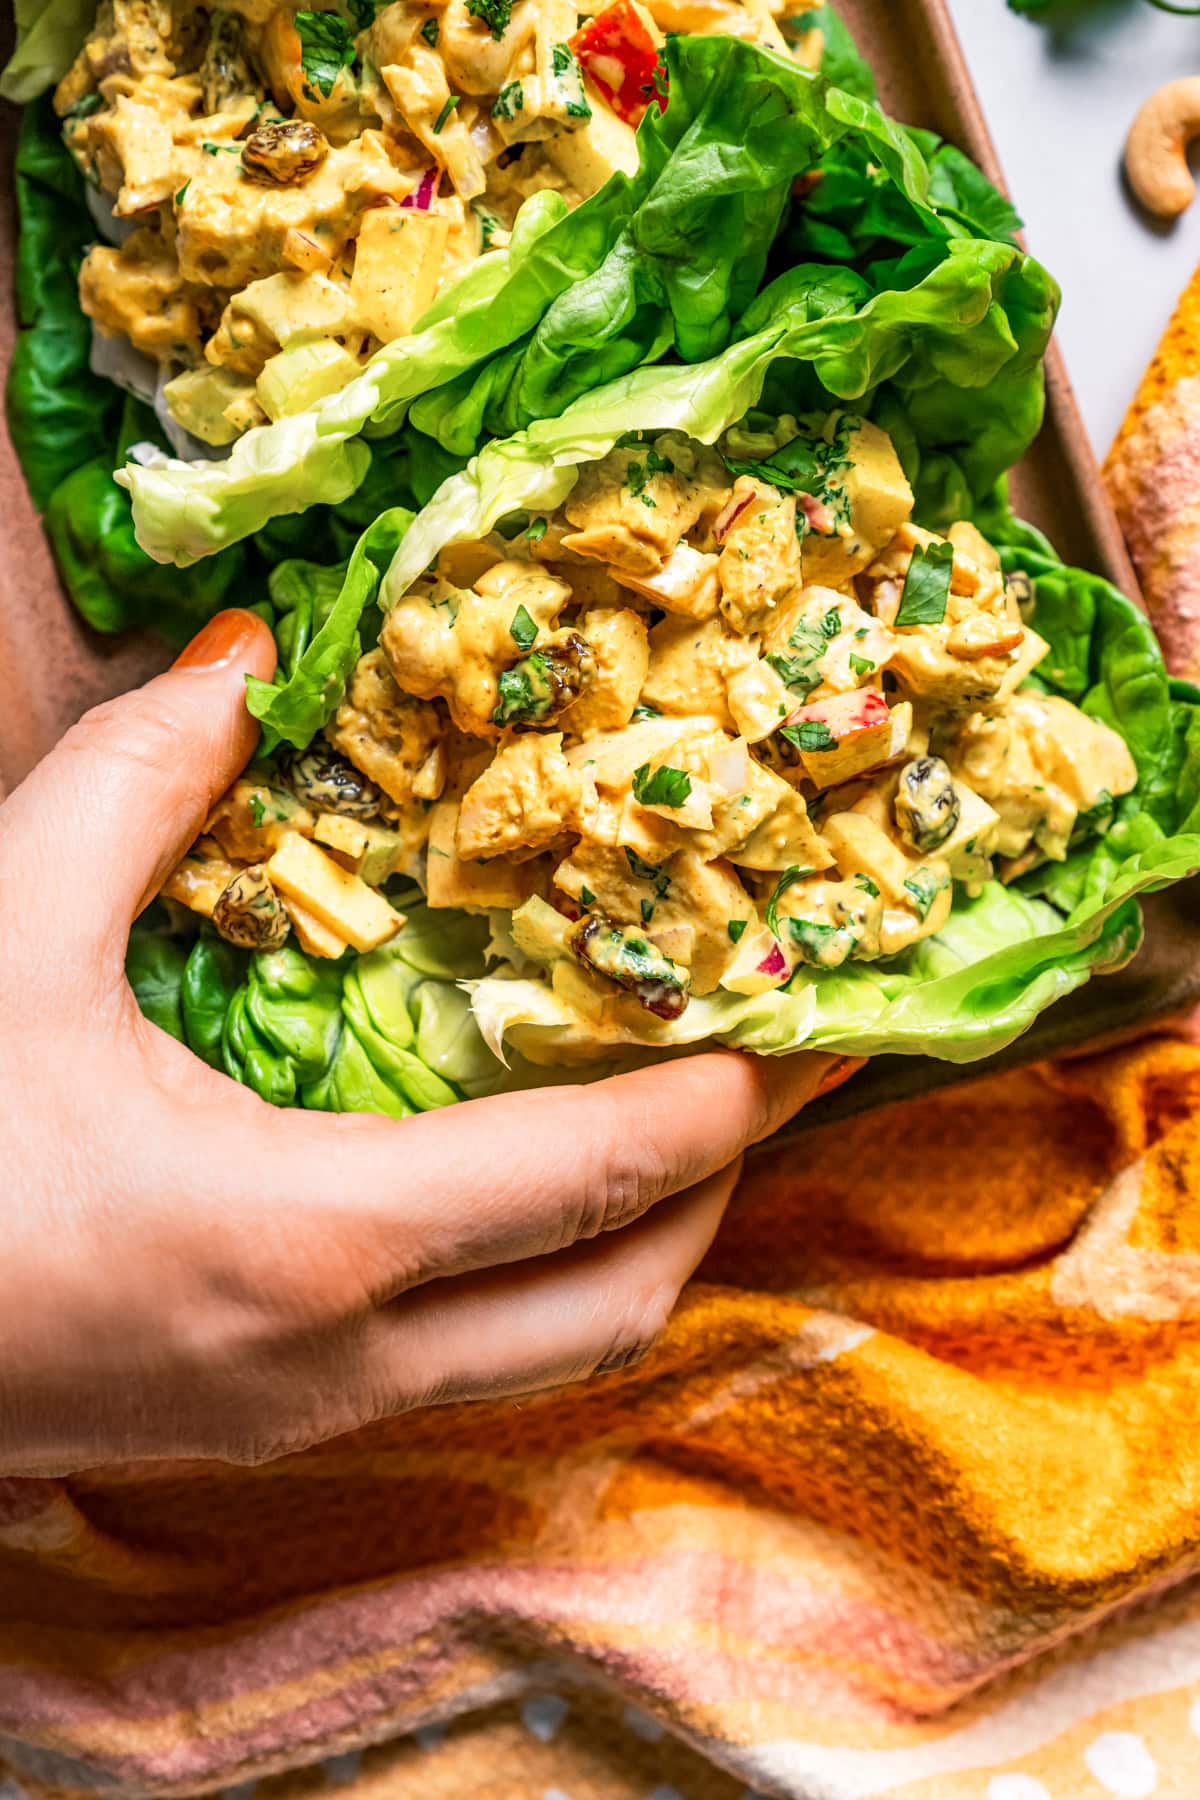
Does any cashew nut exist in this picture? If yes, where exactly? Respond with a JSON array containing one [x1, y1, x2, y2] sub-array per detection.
[[1125, 77, 1200, 218]]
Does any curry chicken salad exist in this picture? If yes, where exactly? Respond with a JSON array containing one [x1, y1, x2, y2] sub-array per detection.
[[56, 0, 817, 449], [162, 410, 1138, 1044]]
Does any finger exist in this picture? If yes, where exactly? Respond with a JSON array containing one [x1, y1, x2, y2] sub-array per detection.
[[2, 610, 275, 958], [199, 1046, 831, 1296], [363, 1158, 739, 1415]]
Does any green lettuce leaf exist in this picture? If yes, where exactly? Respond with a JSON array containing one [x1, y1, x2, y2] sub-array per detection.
[[0, 0, 92, 103], [7, 99, 252, 643], [118, 32, 993, 567], [244, 506, 413, 752]]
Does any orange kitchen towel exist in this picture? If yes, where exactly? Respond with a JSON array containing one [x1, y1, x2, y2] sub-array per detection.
[[5, 1036, 1200, 1797], [1107, 263, 1200, 681]]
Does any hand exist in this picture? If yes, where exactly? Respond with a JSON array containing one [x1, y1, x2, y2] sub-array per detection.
[[0, 610, 834, 1474]]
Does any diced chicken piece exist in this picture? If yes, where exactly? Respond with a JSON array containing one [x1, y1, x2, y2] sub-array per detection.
[[761, 585, 894, 703], [819, 813, 952, 952], [641, 615, 757, 730], [206, 777, 314, 862], [326, 649, 445, 808], [175, 139, 411, 291], [563, 608, 649, 735], [89, 95, 175, 214], [350, 205, 449, 343], [720, 769, 834, 873], [716, 480, 803, 633], [562, 714, 720, 793], [868, 521, 1027, 710], [561, 441, 711, 578], [544, 85, 639, 194], [783, 691, 911, 788], [610, 543, 720, 619], [161, 837, 240, 918], [265, 836, 404, 952], [435, 0, 537, 93], [726, 659, 793, 743], [79, 229, 208, 365], [936, 691, 1137, 863], [554, 842, 747, 992], [426, 800, 546, 911], [994, 627, 1051, 703], [798, 419, 913, 588], [381, 562, 574, 736], [457, 733, 582, 860], [381, 54, 486, 199]]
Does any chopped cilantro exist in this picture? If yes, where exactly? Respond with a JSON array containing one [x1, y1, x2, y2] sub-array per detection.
[[780, 719, 836, 753], [477, 209, 501, 249], [727, 919, 748, 943], [632, 762, 692, 808], [580, 886, 596, 906], [765, 865, 811, 938], [468, 0, 513, 37], [202, 141, 243, 154], [855, 873, 880, 898], [525, 516, 547, 541], [631, 702, 661, 721], [419, 14, 439, 43], [492, 654, 552, 725], [903, 865, 949, 921], [645, 447, 674, 475], [626, 461, 646, 496], [433, 94, 460, 133], [294, 10, 356, 99], [849, 653, 875, 678], [821, 607, 842, 637], [508, 604, 537, 653], [766, 652, 822, 701], [248, 794, 266, 829], [787, 917, 852, 967], [640, 899, 655, 924], [550, 41, 592, 117], [624, 847, 672, 900], [64, 92, 103, 120], [347, 0, 376, 24], [175, 180, 190, 206], [895, 540, 954, 627], [492, 80, 524, 120]]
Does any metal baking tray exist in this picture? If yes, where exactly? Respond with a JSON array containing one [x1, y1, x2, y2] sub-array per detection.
[[2, 0, 1197, 1113]]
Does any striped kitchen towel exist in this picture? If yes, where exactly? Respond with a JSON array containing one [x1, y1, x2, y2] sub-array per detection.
[[5, 1032, 1200, 1798]]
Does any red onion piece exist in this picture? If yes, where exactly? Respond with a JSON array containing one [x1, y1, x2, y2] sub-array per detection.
[[402, 168, 438, 210], [757, 942, 788, 978]]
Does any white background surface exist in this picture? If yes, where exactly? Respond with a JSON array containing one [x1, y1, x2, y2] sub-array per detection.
[[944, 0, 1200, 461]]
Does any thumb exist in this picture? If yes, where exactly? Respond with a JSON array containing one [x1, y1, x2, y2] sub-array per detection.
[[2, 609, 277, 965]]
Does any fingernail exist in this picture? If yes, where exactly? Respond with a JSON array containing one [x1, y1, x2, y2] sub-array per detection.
[[816, 1056, 867, 1098], [172, 609, 263, 672]]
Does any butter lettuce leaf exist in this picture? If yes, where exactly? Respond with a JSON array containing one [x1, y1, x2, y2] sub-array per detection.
[[118, 31, 988, 567]]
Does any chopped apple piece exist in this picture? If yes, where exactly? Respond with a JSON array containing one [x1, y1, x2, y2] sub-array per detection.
[[610, 543, 720, 619], [313, 814, 406, 886], [510, 895, 574, 963], [425, 801, 543, 913], [265, 835, 403, 952], [285, 899, 351, 960], [784, 691, 911, 788], [350, 207, 448, 344], [994, 627, 1051, 702], [719, 925, 794, 996]]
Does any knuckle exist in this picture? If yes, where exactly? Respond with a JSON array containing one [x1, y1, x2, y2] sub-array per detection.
[[563, 1102, 671, 1249], [591, 1283, 675, 1378], [67, 692, 211, 811]]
